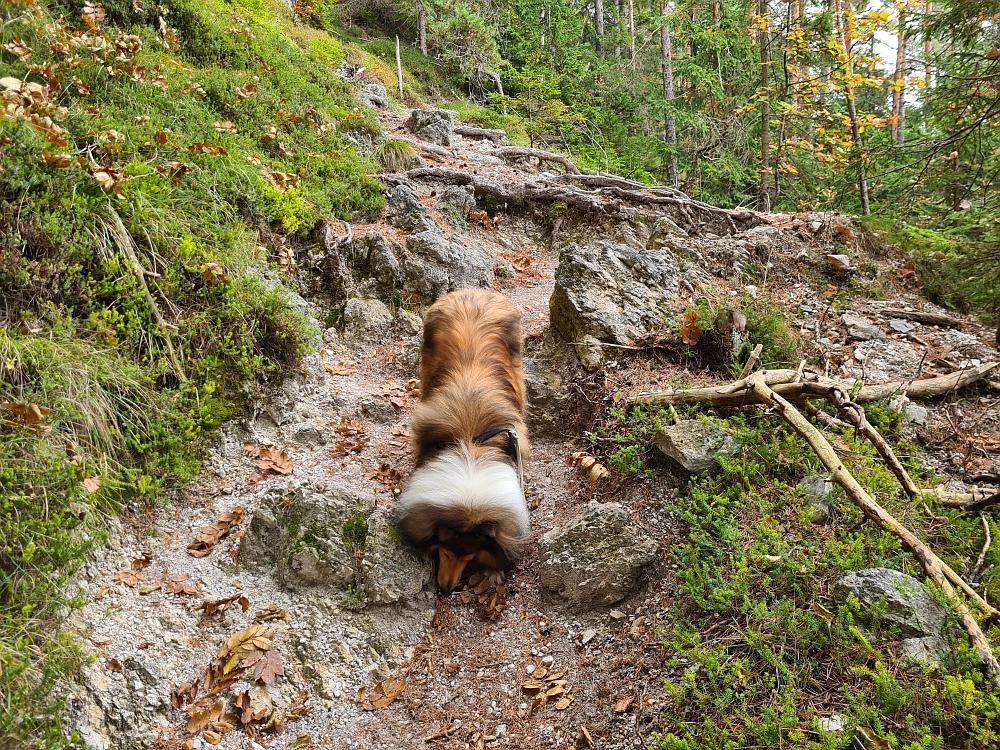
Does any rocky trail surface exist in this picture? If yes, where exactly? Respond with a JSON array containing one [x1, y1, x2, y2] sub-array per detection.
[[63, 107, 1000, 750]]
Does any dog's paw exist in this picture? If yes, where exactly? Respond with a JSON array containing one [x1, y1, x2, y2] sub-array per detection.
[[487, 570, 506, 586]]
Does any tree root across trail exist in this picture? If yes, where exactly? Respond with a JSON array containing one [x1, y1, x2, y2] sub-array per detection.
[[629, 363, 1000, 686], [382, 167, 759, 233]]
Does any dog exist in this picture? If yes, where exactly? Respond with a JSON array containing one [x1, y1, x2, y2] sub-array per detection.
[[397, 288, 531, 594]]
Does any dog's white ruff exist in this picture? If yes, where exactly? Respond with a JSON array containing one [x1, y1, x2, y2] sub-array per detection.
[[398, 446, 529, 542]]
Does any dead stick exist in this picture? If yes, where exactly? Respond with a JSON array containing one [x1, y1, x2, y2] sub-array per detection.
[[748, 373, 1000, 686], [971, 515, 992, 584], [739, 344, 764, 379]]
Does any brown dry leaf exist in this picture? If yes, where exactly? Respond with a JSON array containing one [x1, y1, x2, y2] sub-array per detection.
[[188, 707, 211, 734], [202, 262, 228, 285], [3, 38, 32, 59], [812, 601, 835, 622], [114, 570, 143, 587], [680, 310, 703, 346], [576, 726, 595, 748], [236, 83, 257, 99], [459, 591, 474, 604], [555, 694, 573, 710], [218, 624, 272, 662], [91, 637, 113, 646], [900, 261, 916, 279], [570, 452, 609, 483], [202, 730, 222, 745], [521, 679, 545, 692], [106, 658, 123, 673], [82, 1, 106, 31], [254, 606, 288, 622], [83, 477, 101, 493], [325, 362, 356, 376], [41, 149, 73, 168], [189, 141, 228, 157], [235, 691, 253, 724], [614, 695, 635, 713], [197, 593, 248, 617], [253, 650, 284, 685], [138, 584, 161, 595], [361, 673, 407, 710], [256, 445, 294, 475], [3, 401, 49, 426], [290, 735, 312, 749], [171, 680, 199, 708], [826, 254, 852, 270]]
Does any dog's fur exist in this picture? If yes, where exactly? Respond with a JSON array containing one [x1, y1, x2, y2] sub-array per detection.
[[397, 288, 531, 594]]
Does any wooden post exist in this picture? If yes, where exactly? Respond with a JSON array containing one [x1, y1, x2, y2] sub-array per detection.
[[395, 36, 404, 98]]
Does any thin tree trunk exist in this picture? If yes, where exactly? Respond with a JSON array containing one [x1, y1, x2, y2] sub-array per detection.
[[395, 36, 404, 98], [661, 0, 678, 188], [628, 0, 636, 67], [758, 0, 771, 210], [891, 8, 906, 142], [595, 0, 605, 52], [924, 0, 933, 87], [836, 0, 871, 214], [417, 2, 426, 55]]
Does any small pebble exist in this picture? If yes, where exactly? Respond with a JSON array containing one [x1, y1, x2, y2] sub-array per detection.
[[610, 609, 627, 620], [541, 655, 554, 666], [581, 628, 597, 645], [525, 664, 535, 674]]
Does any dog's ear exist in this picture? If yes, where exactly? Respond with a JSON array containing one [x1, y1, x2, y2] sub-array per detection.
[[478, 521, 499, 538]]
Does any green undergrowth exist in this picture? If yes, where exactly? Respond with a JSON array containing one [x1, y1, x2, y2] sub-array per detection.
[[604, 409, 1000, 749], [0, 0, 389, 743]]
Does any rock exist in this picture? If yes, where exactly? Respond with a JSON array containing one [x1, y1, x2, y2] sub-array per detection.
[[549, 242, 680, 363], [290, 426, 328, 447], [539, 501, 658, 610], [402, 229, 494, 302], [574, 335, 606, 373], [406, 109, 455, 146], [342, 297, 395, 347], [797, 474, 833, 525], [354, 231, 403, 289], [523, 335, 592, 438], [387, 184, 437, 233], [849, 339, 925, 383], [832, 568, 947, 638], [360, 510, 433, 604], [653, 420, 739, 473], [437, 185, 477, 220], [395, 309, 423, 337], [842, 314, 887, 342], [903, 404, 929, 426], [359, 396, 396, 424], [359, 82, 388, 109], [395, 337, 421, 374], [817, 715, 846, 733], [581, 628, 597, 645], [896, 634, 950, 670], [931, 328, 998, 362], [646, 216, 689, 252], [890, 318, 917, 333]]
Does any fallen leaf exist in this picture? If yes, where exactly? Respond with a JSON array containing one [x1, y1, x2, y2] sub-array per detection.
[[577, 726, 595, 748], [680, 309, 703, 346], [203, 729, 222, 745], [325, 362, 356, 376], [3, 401, 49, 426], [614, 695, 635, 713], [106, 658, 123, 673], [253, 649, 284, 685], [290, 735, 312, 749], [255, 445, 293, 475], [197, 593, 248, 617], [826, 254, 853, 270], [900, 261, 915, 278], [114, 570, 143, 587], [187, 507, 245, 557], [362, 673, 407, 710], [83, 477, 101, 493], [812, 601, 835, 622], [254, 606, 288, 622]]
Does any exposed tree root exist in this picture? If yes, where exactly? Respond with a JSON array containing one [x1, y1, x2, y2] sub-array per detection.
[[493, 146, 582, 174], [453, 125, 506, 144]]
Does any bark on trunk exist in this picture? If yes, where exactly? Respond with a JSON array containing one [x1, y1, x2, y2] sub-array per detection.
[[758, 0, 771, 210], [595, 0, 605, 51], [837, 0, 871, 214], [417, 2, 427, 55], [892, 9, 906, 143], [661, 0, 678, 188]]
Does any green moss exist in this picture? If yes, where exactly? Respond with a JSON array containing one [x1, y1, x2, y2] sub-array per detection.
[[342, 511, 369, 553]]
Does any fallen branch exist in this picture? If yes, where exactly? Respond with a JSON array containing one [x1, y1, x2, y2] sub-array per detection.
[[453, 124, 506, 144], [748, 372, 1000, 686], [632, 363, 1000, 408], [738, 344, 764, 380], [938, 487, 1000, 512], [883, 308, 963, 328], [971, 514, 992, 585], [494, 146, 581, 174]]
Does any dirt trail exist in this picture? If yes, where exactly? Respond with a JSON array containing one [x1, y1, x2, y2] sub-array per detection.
[[62, 109, 1000, 750]]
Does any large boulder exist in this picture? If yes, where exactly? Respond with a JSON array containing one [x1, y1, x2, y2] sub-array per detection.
[[540, 502, 658, 610], [437, 184, 477, 221], [406, 109, 455, 146], [549, 241, 680, 363], [353, 231, 403, 289], [402, 229, 494, 302], [653, 420, 739, 473], [387, 184, 437, 233], [359, 82, 388, 109], [833, 568, 947, 638], [240, 484, 431, 607]]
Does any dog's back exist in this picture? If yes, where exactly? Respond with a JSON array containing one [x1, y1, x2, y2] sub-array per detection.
[[397, 289, 531, 593]]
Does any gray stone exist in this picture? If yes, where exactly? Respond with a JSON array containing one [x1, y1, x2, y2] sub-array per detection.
[[361, 511, 432, 604], [359, 397, 396, 424], [402, 229, 494, 302], [646, 216, 688, 252], [832, 568, 947, 638], [359, 82, 388, 109], [437, 185, 477, 220], [896, 635, 950, 671], [395, 309, 423, 337], [653, 420, 739, 473], [842, 314, 887, 342], [581, 628, 597, 645], [540, 501, 658, 609], [903, 404, 929, 426], [817, 715, 846, 733], [394, 337, 421, 374], [354, 231, 403, 289], [523, 336, 591, 437], [798, 474, 833, 525], [387, 184, 437, 233], [342, 297, 395, 347], [290, 426, 329, 447], [406, 108, 455, 146], [549, 242, 680, 363]]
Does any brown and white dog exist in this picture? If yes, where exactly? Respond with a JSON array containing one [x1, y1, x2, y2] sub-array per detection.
[[397, 288, 531, 594]]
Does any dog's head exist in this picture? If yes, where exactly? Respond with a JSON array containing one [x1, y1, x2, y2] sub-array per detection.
[[397, 446, 529, 594]]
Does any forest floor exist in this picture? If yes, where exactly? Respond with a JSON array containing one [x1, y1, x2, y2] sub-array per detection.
[[63, 108, 1000, 750]]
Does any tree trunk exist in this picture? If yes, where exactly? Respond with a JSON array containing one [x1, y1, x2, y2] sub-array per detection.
[[417, 2, 427, 55], [628, 0, 636, 67], [660, 0, 678, 188], [834, 0, 870, 214], [925, 0, 933, 87], [758, 0, 771, 210], [595, 0, 605, 52], [891, 8, 906, 143]]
